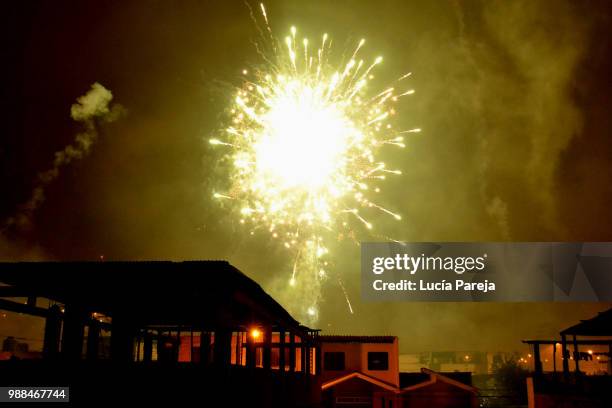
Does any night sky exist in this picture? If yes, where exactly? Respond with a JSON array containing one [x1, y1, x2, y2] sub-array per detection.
[[2, 0, 612, 352]]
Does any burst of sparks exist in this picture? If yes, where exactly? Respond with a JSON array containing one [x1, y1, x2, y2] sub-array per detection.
[[211, 4, 416, 321]]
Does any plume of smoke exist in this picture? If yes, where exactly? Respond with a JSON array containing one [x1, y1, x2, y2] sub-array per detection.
[[70, 82, 114, 121], [4, 82, 123, 232], [481, 0, 588, 236], [443, 0, 590, 240]]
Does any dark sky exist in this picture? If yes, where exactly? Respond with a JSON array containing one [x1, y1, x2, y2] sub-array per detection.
[[1, 0, 612, 352]]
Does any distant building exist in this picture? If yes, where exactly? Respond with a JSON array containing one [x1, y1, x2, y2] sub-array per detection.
[[400, 351, 518, 375], [320, 335, 478, 408]]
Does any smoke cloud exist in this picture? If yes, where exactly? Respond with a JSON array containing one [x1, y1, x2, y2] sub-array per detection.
[[3, 82, 123, 233], [477, 0, 589, 238]]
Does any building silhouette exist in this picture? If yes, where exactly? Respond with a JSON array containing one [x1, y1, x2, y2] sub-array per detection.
[[0, 261, 320, 406]]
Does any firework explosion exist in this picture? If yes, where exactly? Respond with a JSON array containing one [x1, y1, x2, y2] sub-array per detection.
[[211, 4, 418, 323]]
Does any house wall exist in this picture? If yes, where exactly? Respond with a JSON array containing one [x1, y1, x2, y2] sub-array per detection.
[[361, 341, 399, 387], [321, 339, 399, 386], [322, 342, 362, 377]]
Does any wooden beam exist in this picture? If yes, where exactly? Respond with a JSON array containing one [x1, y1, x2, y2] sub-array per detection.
[[0, 298, 49, 317], [523, 339, 612, 345], [0, 286, 42, 297]]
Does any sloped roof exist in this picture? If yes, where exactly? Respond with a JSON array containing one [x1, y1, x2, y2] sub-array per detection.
[[400, 371, 472, 388], [561, 308, 612, 336], [320, 335, 396, 344], [400, 368, 477, 394], [322, 371, 398, 392], [322, 368, 477, 395], [0, 261, 311, 331]]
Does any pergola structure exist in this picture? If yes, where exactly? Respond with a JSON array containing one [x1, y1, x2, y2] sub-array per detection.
[[560, 308, 612, 376], [0, 261, 321, 405], [522, 308, 612, 377]]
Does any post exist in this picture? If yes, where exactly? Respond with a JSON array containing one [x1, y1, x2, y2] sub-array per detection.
[[201, 331, 211, 365], [301, 340, 308, 374], [234, 331, 241, 365], [213, 329, 232, 367], [289, 332, 296, 372], [176, 329, 181, 362], [86, 319, 100, 360], [246, 330, 256, 368], [143, 332, 152, 363], [573, 335, 580, 373], [561, 334, 569, 377], [190, 329, 194, 363], [552, 343, 557, 373], [263, 326, 272, 370], [315, 342, 322, 375], [43, 305, 62, 359], [526, 377, 535, 408], [61, 303, 86, 361], [533, 343, 542, 375], [608, 344, 612, 375], [279, 330, 286, 372], [306, 344, 312, 375], [110, 312, 135, 362]]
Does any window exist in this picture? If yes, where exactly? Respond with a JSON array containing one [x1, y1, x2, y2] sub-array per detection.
[[367, 352, 389, 370], [324, 351, 345, 370]]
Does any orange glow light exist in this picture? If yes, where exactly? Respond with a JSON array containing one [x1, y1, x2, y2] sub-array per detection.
[[250, 328, 262, 340]]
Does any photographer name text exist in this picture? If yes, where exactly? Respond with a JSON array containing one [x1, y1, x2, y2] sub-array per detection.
[[372, 279, 495, 293]]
